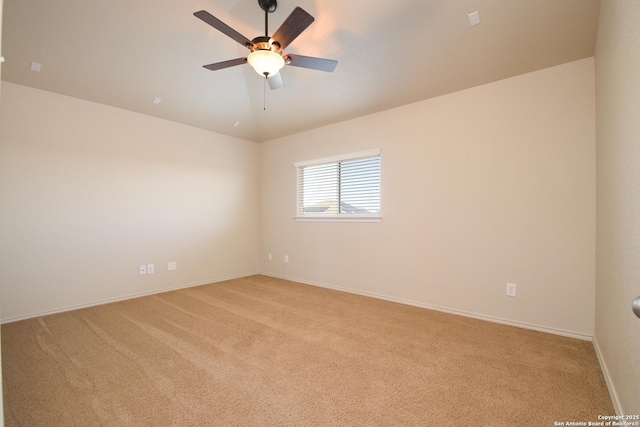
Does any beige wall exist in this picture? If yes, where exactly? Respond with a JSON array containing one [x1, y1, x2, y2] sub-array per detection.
[[594, 0, 640, 415], [260, 58, 596, 337], [0, 82, 260, 321]]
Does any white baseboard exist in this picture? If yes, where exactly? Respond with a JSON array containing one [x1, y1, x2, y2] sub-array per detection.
[[592, 336, 623, 415], [262, 273, 594, 341], [1, 271, 260, 324]]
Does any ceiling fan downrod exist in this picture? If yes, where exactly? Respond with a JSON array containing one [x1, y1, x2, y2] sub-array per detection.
[[258, 0, 277, 37]]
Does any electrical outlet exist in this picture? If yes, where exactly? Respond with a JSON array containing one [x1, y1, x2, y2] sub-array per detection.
[[139, 265, 147, 275], [268, 253, 272, 261], [284, 255, 289, 263], [147, 264, 155, 274], [168, 262, 177, 271], [506, 283, 517, 297]]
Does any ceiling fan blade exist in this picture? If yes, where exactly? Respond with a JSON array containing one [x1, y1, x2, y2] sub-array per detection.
[[285, 54, 338, 73], [267, 72, 284, 90], [194, 10, 253, 49], [271, 7, 314, 51], [203, 57, 247, 71]]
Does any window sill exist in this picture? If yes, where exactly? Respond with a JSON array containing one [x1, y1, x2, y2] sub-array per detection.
[[294, 215, 382, 223]]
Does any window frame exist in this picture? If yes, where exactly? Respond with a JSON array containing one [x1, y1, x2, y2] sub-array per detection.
[[293, 149, 382, 223]]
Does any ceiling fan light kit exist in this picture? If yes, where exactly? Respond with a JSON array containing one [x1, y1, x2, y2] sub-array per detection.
[[247, 50, 285, 77], [194, 0, 337, 89]]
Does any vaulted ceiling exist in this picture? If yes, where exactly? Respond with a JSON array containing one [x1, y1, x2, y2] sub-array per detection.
[[1, 0, 600, 142]]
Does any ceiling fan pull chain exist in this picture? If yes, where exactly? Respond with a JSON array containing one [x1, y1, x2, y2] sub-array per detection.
[[264, 76, 267, 111]]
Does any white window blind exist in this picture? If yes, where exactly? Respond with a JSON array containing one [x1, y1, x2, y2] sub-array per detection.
[[294, 150, 381, 222]]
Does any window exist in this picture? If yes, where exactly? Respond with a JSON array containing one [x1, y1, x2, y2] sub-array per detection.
[[294, 149, 381, 222]]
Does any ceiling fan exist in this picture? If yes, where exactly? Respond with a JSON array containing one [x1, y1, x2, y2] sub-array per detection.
[[194, 0, 337, 90]]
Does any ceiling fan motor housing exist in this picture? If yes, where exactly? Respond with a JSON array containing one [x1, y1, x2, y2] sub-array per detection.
[[251, 36, 281, 53]]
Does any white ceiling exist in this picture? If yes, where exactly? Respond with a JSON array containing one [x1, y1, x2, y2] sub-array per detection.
[[1, 0, 600, 142]]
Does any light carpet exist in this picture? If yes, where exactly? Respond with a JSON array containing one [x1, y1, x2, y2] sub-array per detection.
[[2, 275, 613, 426]]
